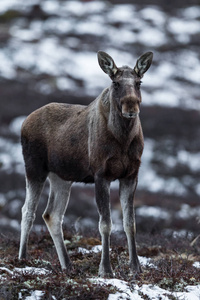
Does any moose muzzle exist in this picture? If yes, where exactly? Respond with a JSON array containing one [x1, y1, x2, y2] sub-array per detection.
[[122, 111, 140, 119], [121, 96, 140, 119]]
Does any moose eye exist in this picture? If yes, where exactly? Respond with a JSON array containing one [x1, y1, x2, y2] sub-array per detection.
[[113, 81, 119, 89], [135, 81, 142, 89]]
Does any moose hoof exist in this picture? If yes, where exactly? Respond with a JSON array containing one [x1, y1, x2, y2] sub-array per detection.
[[98, 265, 114, 278], [62, 262, 73, 274], [129, 263, 142, 277]]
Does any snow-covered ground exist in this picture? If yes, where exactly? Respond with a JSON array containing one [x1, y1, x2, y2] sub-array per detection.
[[0, 1, 200, 108], [103, 279, 200, 300], [1, 245, 200, 299], [14, 281, 200, 300], [1, 244, 200, 299]]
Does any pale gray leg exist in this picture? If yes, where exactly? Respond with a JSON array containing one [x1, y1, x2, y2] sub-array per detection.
[[119, 177, 142, 274], [42, 173, 72, 271], [95, 176, 113, 277], [19, 177, 45, 259]]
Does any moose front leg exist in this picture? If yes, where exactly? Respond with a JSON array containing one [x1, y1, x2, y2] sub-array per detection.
[[119, 177, 142, 274], [95, 176, 113, 277]]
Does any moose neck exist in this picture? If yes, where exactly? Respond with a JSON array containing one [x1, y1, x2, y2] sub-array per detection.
[[108, 100, 140, 145]]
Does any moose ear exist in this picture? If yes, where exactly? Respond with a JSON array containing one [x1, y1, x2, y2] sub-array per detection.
[[97, 51, 118, 78], [134, 52, 153, 77]]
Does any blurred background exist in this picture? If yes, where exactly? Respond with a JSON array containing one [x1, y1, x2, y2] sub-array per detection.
[[0, 0, 199, 240]]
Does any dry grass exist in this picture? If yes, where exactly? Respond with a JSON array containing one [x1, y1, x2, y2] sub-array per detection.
[[0, 229, 199, 299]]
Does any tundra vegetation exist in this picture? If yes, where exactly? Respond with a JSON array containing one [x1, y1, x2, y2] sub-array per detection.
[[0, 229, 200, 299]]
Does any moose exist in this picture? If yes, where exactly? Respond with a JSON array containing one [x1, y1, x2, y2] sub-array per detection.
[[19, 50, 153, 277]]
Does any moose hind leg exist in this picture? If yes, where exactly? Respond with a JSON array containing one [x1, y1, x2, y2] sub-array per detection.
[[95, 176, 113, 277], [119, 178, 142, 274], [42, 173, 72, 271], [19, 178, 45, 259]]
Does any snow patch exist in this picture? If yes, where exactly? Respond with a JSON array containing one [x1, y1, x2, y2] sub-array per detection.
[[193, 262, 200, 269], [14, 266, 50, 276], [140, 6, 166, 26], [0, 137, 24, 173], [92, 278, 200, 300], [107, 5, 136, 23], [0, 193, 6, 207], [19, 290, 45, 300], [9, 116, 26, 135], [78, 245, 108, 254], [137, 206, 170, 220], [0, 266, 51, 278], [176, 204, 200, 220]]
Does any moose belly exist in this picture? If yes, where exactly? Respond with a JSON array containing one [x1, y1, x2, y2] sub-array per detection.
[[49, 154, 94, 183]]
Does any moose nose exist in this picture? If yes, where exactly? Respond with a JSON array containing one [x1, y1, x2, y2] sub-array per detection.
[[129, 109, 140, 118], [129, 112, 138, 118], [122, 111, 139, 119]]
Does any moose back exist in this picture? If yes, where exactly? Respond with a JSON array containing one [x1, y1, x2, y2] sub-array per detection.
[[19, 51, 153, 277]]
